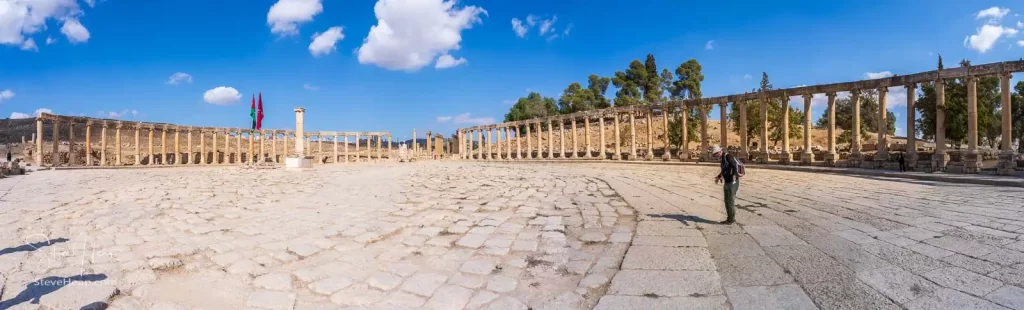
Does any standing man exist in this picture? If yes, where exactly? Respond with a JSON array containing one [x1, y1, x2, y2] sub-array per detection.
[[898, 152, 906, 172], [712, 145, 740, 224]]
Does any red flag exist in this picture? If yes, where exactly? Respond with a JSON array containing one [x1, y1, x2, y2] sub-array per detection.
[[257, 92, 264, 130]]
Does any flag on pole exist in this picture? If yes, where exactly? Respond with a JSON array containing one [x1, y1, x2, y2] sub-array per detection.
[[257, 92, 264, 131], [250, 95, 257, 132]]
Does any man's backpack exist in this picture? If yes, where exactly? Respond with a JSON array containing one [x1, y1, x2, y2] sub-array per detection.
[[727, 154, 745, 178]]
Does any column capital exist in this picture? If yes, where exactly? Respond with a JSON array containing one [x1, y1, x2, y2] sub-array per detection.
[[116, 121, 124, 129], [718, 102, 728, 108], [878, 86, 889, 95], [1001, 72, 1014, 80], [849, 90, 861, 98], [85, 120, 94, 126], [825, 92, 837, 98], [935, 78, 946, 86], [905, 82, 917, 90], [101, 121, 109, 128], [966, 75, 977, 83], [802, 93, 814, 100]]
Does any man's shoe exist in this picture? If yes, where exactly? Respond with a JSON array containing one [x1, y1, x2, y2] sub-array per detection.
[[719, 220, 735, 225]]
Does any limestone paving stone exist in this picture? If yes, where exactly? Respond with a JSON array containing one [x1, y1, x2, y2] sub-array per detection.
[[922, 267, 1004, 296], [725, 284, 817, 310], [608, 270, 723, 297], [621, 246, 715, 271], [985, 285, 1024, 310]]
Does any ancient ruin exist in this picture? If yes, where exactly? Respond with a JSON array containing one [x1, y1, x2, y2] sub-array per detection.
[[456, 60, 1023, 176]]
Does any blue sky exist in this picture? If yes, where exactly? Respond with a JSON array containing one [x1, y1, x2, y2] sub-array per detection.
[[1, 0, 1023, 140]]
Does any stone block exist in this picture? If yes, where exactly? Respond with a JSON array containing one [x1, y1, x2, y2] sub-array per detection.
[[621, 246, 715, 271], [725, 284, 817, 310], [856, 266, 937, 304], [632, 235, 707, 247], [608, 270, 723, 297], [636, 221, 702, 237], [400, 272, 449, 297], [594, 295, 729, 310], [715, 255, 793, 287], [985, 285, 1024, 310], [922, 267, 1003, 297], [803, 278, 901, 310], [706, 234, 766, 258], [253, 273, 293, 291], [764, 245, 855, 284], [246, 291, 296, 310], [743, 225, 806, 247], [906, 288, 1009, 310], [423, 285, 473, 310]]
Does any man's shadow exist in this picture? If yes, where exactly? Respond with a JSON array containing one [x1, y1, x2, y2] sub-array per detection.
[[0, 274, 108, 309], [647, 213, 717, 226], [0, 238, 69, 257]]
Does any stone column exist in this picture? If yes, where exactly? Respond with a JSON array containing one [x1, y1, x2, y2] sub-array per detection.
[[116, 123, 123, 165], [342, 134, 350, 162], [283, 132, 290, 159], [173, 128, 180, 165], [801, 95, 813, 165], [547, 120, 554, 159], [662, 107, 671, 161], [68, 122, 75, 166], [145, 126, 153, 165], [258, 131, 266, 163], [525, 124, 532, 159], [599, 114, 606, 160], [159, 126, 167, 165], [997, 73, 1016, 175], [378, 135, 384, 161], [503, 127, 510, 160], [758, 93, 769, 163], [247, 131, 254, 163], [236, 131, 242, 163], [101, 122, 108, 166], [186, 128, 193, 164], [875, 87, 890, 169], [211, 129, 218, 164], [331, 134, 337, 163], [134, 124, 141, 165], [388, 135, 393, 160], [825, 92, 838, 166], [515, 127, 521, 160], [316, 135, 323, 163], [850, 91, 863, 166], [570, 117, 578, 158], [412, 129, 418, 157], [295, 108, 306, 158], [720, 102, 729, 152], [779, 95, 792, 164], [629, 112, 637, 160], [613, 113, 622, 160], [905, 84, 917, 170], [85, 122, 92, 166], [699, 106, 709, 160], [36, 118, 44, 166], [559, 119, 566, 158], [585, 116, 593, 158], [645, 109, 654, 161], [486, 128, 493, 160], [52, 121, 60, 166], [200, 129, 206, 165], [965, 77, 981, 173], [681, 103, 690, 160], [933, 78, 949, 171], [738, 100, 749, 160]]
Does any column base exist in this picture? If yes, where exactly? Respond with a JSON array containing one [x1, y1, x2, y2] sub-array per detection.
[[756, 151, 771, 164], [906, 151, 917, 171], [678, 151, 690, 162], [800, 152, 813, 165], [823, 153, 839, 167], [612, 153, 621, 160], [661, 152, 671, 161], [285, 156, 314, 171], [736, 150, 749, 162], [630, 153, 639, 161], [645, 152, 655, 161], [964, 152, 982, 174], [873, 151, 889, 169], [779, 152, 793, 165], [848, 153, 864, 168], [930, 152, 949, 173], [996, 153, 1017, 175]]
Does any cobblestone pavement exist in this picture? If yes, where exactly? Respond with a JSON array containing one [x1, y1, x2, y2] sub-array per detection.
[[1, 162, 1023, 310]]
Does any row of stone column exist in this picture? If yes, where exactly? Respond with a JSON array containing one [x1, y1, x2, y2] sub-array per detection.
[[33, 119, 393, 167], [457, 73, 1016, 175]]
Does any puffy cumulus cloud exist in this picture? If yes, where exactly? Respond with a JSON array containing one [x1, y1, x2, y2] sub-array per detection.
[[0, 0, 91, 50], [308, 26, 344, 57], [436, 112, 494, 125], [357, 0, 486, 71], [167, 72, 193, 85], [511, 14, 563, 40], [0, 89, 14, 100], [434, 54, 466, 69], [203, 86, 241, 105], [33, 108, 52, 116], [267, 0, 323, 36], [511, 18, 527, 38], [976, 7, 1010, 23], [60, 18, 89, 43], [9, 112, 30, 119], [965, 24, 1018, 53], [1019, 40, 1024, 47], [864, 71, 893, 79]]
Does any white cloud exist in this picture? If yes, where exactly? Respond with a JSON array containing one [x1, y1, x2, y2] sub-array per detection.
[[45, 36, 56, 44], [864, 71, 893, 79], [965, 24, 1018, 53], [267, 0, 323, 36], [976, 7, 1010, 23], [166, 72, 193, 85], [0, 0, 90, 50], [9, 112, 30, 119], [20, 38, 36, 51], [303, 83, 319, 91], [356, 0, 486, 71], [511, 18, 527, 38], [308, 26, 344, 57], [742, 74, 752, 80], [1018, 40, 1024, 47], [437, 112, 494, 125], [538, 16, 556, 35], [203, 86, 241, 105], [705, 40, 715, 50], [434, 54, 466, 69], [0, 89, 14, 100], [34, 108, 52, 116], [101, 109, 138, 119], [60, 18, 90, 43], [1018, 21, 1023, 29], [502, 99, 515, 105]]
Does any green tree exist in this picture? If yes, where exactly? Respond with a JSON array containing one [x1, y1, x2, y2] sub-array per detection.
[[1011, 81, 1024, 152], [642, 54, 662, 103], [728, 73, 802, 147], [505, 92, 558, 124], [659, 69, 674, 100], [915, 59, 1001, 149], [611, 60, 646, 106], [815, 89, 896, 144], [672, 59, 704, 99], [587, 74, 612, 109], [557, 82, 590, 114]]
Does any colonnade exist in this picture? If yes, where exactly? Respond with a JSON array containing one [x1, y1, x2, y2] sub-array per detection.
[[33, 114, 392, 167], [457, 60, 1021, 175]]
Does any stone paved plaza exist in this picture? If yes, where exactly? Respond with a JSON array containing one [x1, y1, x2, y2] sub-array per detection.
[[0, 162, 1023, 310]]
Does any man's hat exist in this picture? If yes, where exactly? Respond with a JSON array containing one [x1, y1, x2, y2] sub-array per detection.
[[710, 145, 723, 154]]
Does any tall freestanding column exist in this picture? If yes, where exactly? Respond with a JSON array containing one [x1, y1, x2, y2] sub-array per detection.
[[160, 126, 167, 165], [547, 120, 554, 159], [965, 77, 981, 173], [486, 128, 493, 160], [200, 129, 206, 165], [874, 87, 890, 169], [570, 117, 578, 158], [758, 93, 769, 163], [285, 107, 312, 169], [134, 124, 141, 165], [525, 124, 532, 159], [997, 72, 1016, 175], [613, 112, 621, 160], [681, 103, 690, 160], [235, 131, 242, 163], [146, 126, 154, 165], [584, 116, 593, 158], [85, 122, 92, 166], [738, 100, 749, 161], [68, 122, 75, 166], [186, 128, 193, 164], [849, 91, 863, 167], [801, 95, 813, 165], [101, 122, 108, 166], [173, 128, 180, 165], [559, 119, 566, 158], [212, 129, 219, 164], [36, 118, 44, 166], [645, 109, 654, 160], [514, 127, 521, 160], [629, 112, 637, 160], [779, 95, 792, 164], [932, 79, 948, 171], [116, 123, 123, 165], [599, 114, 606, 160], [662, 107, 670, 161], [905, 84, 918, 170], [720, 102, 729, 152], [825, 92, 838, 166], [699, 106, 709, 161]]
